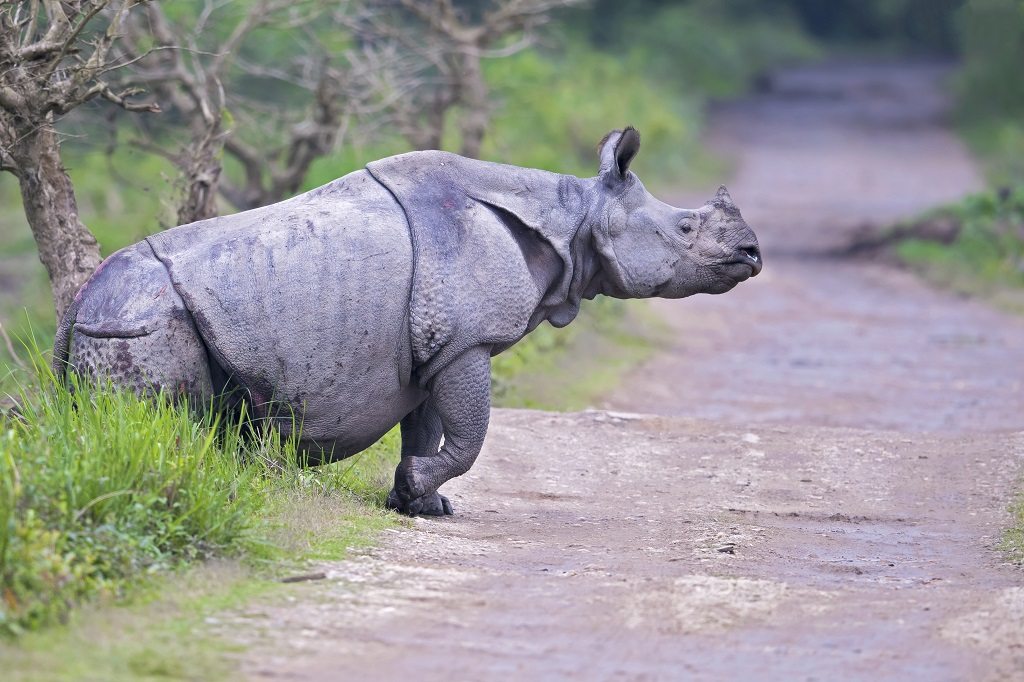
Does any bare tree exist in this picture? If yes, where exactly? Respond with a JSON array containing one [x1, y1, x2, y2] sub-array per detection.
[[119, 0, 404, 217], [118, 0, 329, 220], [370, 0, 584, 158], [83, 0, 584, 222], [220, 68, 343, 210], [0, 1, 158, 320]]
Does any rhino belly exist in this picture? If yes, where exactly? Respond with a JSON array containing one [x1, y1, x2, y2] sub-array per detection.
[[147, 170, 417, 450]]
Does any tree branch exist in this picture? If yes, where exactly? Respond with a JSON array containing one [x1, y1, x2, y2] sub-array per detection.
[[0, 119, 19, 175], [0, 84, 27, 111], [222, 135, 265, 208], [53, 81, 160, 115], [95, 83, 162, 113], [41, 0, 108, 79]]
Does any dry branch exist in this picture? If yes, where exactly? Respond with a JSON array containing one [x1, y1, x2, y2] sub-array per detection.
[[0, 0, 158, 319]]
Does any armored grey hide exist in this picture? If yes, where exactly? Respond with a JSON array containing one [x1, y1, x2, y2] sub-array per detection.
[[56, 128, 762, 517], [366, 153, 593, 380]]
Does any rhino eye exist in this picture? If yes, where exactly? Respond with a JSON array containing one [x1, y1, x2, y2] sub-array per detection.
[[677, 221, 693, 234]]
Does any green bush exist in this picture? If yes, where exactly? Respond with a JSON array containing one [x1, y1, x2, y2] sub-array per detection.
[[482, 43, 706, 181], [961, 120, 1024, 189], [956, 0, 1024, 125], [618, 2, 820, 98], [954, 0, 1024, 186], [895, 187, 1024, 292]]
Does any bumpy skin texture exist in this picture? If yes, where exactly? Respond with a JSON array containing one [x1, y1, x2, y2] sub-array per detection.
[[54, 127, 762, 516]]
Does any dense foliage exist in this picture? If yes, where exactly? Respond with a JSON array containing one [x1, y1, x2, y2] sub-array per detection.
[[955, 0, 1024, 186]]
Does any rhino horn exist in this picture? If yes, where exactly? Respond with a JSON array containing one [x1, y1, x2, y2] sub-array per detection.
[[714, 185, 735, 207]]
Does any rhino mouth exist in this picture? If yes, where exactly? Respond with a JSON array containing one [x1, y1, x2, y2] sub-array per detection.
[[719, 260, 758, 281], [719, 246, 762, 280]]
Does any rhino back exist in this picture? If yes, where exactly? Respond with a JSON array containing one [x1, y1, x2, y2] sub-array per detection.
[[146, 170, 419, 445]]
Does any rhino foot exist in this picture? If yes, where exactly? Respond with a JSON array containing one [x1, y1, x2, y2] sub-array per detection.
[[386, 489, 454, 517]]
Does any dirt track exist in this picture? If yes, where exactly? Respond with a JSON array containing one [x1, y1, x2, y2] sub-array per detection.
[[233, 63, 1024, 680]]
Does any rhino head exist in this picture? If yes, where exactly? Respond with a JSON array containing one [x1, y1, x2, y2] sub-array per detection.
[[588, 127, 762, 299]]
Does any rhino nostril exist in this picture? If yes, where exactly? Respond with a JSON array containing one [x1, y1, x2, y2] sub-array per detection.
[[739, 245, 760, 263]]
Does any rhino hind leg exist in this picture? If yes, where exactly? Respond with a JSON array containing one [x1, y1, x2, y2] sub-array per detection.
[[387, 346, 491, 517], [67, 242, 214, 404], [69, 314, 214, 403]]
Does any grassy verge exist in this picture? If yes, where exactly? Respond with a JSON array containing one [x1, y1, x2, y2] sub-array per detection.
[[0, 356, 401, 636], [1004, 492, 1024, 565], [860, 187, 1024, 314], [1, 492, 400, 682], [894, 189, 1024, 313]]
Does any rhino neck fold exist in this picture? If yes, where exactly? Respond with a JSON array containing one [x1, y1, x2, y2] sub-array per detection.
[[365, 151, 601, 381], [542, 218, 601, 328], [555, 179, 630, 316]]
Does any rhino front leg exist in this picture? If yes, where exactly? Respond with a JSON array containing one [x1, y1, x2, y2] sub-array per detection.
[[386, 400, 450, 515], [388, 346, 491, 517]]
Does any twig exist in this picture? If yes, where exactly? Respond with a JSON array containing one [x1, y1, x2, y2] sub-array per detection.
[[0, 321, 26, 369], [279, 571, 327, 583]]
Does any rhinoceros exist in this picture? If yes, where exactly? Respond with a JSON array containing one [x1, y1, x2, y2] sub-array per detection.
[[53, 127, 761, 516]]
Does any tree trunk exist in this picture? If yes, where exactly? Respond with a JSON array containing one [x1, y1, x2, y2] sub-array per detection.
[[398, 90, 449, 152], [176, 120, 224, 225], [12, 122, 102, 321], [457, 50, 488, 159]]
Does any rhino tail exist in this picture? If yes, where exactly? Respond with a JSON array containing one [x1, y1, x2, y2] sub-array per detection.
[[51, 295, 82, 385]]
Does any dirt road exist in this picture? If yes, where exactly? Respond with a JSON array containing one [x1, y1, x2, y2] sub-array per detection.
[[234, 63, 1024, 680]]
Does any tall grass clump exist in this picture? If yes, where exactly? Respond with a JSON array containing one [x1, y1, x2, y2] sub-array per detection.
[[0, 371, 260, 634], [0, 352, 398, 636], [1005, 491, 1024, 564]]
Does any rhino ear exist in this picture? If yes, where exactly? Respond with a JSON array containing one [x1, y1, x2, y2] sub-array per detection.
[[598, 126, 641, 186], [714, 185, 735, 207]]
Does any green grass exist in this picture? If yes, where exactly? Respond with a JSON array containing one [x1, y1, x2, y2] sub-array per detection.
[[492, 298, 663, 411], [891, 187, 1024, 313], [1, 494, 401, 682], [1, 562, 262, 681], [960, 119, 1024, 189], [0, 352, 401, 637], [0, 347, 403, 677], [1004, 491, 1024, 565]]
